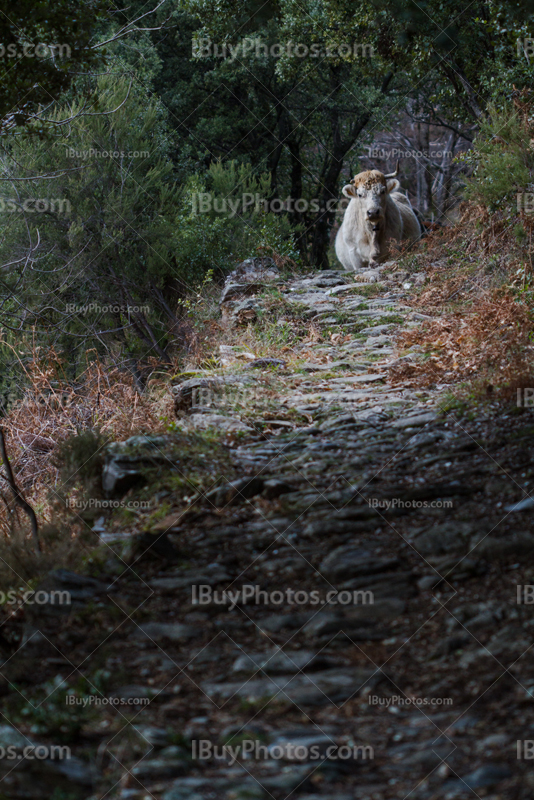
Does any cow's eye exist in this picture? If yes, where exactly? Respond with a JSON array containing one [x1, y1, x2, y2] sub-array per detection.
[[357, 190, 364, 197], [380, 186, 385, 194]]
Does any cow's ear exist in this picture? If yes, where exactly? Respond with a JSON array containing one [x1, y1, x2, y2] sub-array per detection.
[[386, 179, 400, 193], [342, 184, 356, 198]]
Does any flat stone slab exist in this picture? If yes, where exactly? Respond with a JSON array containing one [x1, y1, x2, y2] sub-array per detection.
[[232, 649, 340, 675], [132, 622, 201, 642], [184, 414, 253, 433], [391, 411, 439, 428], [202, 666, 380, 706]]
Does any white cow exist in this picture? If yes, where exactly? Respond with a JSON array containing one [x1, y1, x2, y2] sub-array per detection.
[[335, 165, 421, 272]]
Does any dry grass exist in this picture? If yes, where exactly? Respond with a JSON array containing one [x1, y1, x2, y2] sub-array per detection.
[[390, 293, 534, 391], [0, 347, 173, 540], [389, 202, 534, 394]]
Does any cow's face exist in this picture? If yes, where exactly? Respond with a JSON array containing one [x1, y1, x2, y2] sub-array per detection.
[[342, 170, 398, 230]]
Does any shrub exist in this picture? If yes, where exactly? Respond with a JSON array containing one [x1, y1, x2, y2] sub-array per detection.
[[463, 103, 534, 214]]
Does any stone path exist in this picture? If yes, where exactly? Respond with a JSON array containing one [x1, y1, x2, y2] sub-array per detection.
[[5, 257, 534, 799]]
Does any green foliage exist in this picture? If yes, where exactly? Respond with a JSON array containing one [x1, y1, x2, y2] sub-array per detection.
[[175, 160, 298, 280], [0, 0, 109, 127], [463, 105, 534, 213], [0, 71, 296, 366], [54, 429, 107, 493]]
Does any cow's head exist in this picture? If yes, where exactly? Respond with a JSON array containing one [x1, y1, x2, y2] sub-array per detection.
[[342, 163, 400, 231]]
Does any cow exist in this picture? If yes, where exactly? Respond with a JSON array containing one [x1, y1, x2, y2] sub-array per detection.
[[335, 164, 421, 272]]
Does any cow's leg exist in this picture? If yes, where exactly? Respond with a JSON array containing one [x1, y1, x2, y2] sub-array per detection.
[[348, 247, 364, 272], [335, 227, 356, 271]]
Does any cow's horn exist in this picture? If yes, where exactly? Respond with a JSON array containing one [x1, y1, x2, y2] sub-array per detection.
[[383, 161, 399, 179]]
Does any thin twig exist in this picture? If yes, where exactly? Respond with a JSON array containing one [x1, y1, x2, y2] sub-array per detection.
[[0, 428, 40, 552]]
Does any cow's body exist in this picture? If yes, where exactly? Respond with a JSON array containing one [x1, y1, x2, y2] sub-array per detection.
[[335, 169, 421, 271]]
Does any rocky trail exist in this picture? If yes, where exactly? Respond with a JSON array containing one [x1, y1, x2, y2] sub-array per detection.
[[3, 258, 534, 799]]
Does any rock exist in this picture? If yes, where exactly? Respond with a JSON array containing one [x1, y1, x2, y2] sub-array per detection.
[[102, 436, 170, 495], [258, 612, 314, 633], [261, 479, 294, 499], [111, 685, 159, 700], [417, 574, 444, 591], [0, 725, 31, 749], [172, 376, 225, 414], [457, 764, 512, 789], [329, 373, 384, 383], [205, 477, 265, 506], [186, 414, 253, 433], [44, 756, 99, 786], [390, 741, 455, 771], [131, 755, 188, 781], [319, 548, 397, 581], [219, 345, 256, 365], [267, 731, 335, 760], [472, 532, 534, 560], [260, 765, 314, 791], [412, 521, 475, 556], [478, 733, 510, 749], [226, 257, 279, 283], [124, 532, 180, 564], [226, 785, 267, 799], [302, 599, 403, 639], [360, 268, 381, 282], [225, 298, 261, 326], [231, 649, 338, 675], [132, 726, 172, 746], [298, 796, 352, 800], [203, 667, 379, 706], [504, 497, 534, 512], [150, 569, 231, 592], [246, 358, 287, 369], [162, 778, 224, 800], [391, 411, 439, 428], [430, 634, 472, 657], [341, 570, 416, 599], [220, 282, 262, 304], [359, 324, 395, 336], [132, 622, 201, 642], [35, 569, 114, 606], [102, 457, 143, 496]]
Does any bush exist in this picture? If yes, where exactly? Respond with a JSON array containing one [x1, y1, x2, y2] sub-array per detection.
[[0, 77, 298, 374], [463, 103, 534, 213]]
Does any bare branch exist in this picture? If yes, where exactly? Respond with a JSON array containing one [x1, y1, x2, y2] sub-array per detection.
[[93, 0, 171, 49], [0, 167, 88, 181], [0, 428, 40, 553]]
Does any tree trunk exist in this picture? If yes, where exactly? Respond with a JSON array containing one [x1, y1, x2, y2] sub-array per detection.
[[309, 70, 394, 269]]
